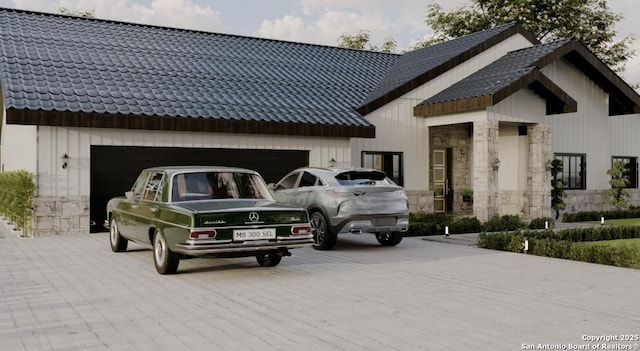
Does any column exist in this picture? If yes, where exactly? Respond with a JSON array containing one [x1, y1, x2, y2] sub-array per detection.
[[472, 120, 500, 222], [528, 123, 552, 219]]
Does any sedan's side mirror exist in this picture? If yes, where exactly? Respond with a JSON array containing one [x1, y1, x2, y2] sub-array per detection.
[[125, 191, 134, 200], [268, 183, 277, 191]]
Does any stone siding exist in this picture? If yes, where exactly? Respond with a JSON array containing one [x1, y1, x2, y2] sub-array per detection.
[[34, 196, 90, 236]]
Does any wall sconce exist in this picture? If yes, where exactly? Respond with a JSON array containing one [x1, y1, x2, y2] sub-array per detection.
[[62, 153, 69, 169], [329, 158, 337, 167], [491, 158, 500, 171], [545, 159, 552, 171]]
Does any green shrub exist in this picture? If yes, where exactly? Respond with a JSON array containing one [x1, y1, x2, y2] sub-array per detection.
[[563, 209, 640, 222], [478, 232, 522, 251], [0, 170, 36, 236], [407, 212, 482, 236], [528, 217, 555, 230], [482, 215, 526, 232], [479, 227, 640, 269], [449, 216, 482, 234]]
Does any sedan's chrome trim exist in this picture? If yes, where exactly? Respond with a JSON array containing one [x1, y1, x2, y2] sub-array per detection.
[[174, 235, 314, 255]]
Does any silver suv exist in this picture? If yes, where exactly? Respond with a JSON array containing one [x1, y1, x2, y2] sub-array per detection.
[[271, 167, 409, 250]]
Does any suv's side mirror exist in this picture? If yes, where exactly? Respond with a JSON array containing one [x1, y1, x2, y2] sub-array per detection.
[[125, 191, 134, 200]]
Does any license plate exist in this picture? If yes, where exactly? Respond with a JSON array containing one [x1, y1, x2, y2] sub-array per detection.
[[233, 228, 276, 241]]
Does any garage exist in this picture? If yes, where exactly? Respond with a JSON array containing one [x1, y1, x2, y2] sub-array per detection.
[[90, 145, 309, 232]]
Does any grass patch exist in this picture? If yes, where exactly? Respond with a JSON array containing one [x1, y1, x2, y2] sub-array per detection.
[[585, 218, 640, 226]]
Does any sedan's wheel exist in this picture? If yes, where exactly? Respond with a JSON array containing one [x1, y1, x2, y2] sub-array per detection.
[[153, 231, 180, 274], [109, 218, 128, 252], [256, 253, 283, 267], [310, 212, 336, 250], [375, 231, 404, 246]]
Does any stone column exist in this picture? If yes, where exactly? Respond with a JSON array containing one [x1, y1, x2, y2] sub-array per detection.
[[527, 123, 552, 218], [472, 120, 500, 222]]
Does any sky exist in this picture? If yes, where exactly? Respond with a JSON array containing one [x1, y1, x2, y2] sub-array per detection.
[[0, 0, 638, 87]]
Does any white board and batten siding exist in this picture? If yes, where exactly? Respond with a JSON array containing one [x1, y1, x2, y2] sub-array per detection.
[[36, 126, 351, 197], [609, 114, 640, 157], [543, 58, 611, 190], [352, 33, 535, 191], [1, 122, 38, 173], [490, 88, 548, 191]]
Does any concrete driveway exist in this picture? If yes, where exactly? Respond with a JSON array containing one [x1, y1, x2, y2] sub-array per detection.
[[1, 226, 639, 351]]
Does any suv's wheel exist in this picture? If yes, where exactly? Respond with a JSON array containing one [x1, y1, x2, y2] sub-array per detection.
[[375, 231, 404, 246], [109, 218, 128, 252], [153, 231, 180, 274], [256, 253, 282, 267], [310, 211, 336, 250]]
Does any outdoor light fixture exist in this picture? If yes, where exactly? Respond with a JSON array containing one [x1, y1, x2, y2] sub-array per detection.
[[62, 153, 69, 169], [329, 158, 337, 167], [491, 158, 500, 171]]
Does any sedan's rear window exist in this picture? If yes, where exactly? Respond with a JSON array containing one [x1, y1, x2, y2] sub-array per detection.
[[172, 172, 274, 202], [334, 171, 393, 186]]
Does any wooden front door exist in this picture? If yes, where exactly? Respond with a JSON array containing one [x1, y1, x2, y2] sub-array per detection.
[[433, 149, 453, 212]]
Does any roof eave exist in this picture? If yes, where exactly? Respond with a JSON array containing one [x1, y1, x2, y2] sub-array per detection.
[[5, 109, 376, 138], [413, 70, 576, 118]]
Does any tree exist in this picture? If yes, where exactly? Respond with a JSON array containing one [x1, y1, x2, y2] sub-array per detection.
[[59, 6, 96, 18], [424, 0, 635, 72], [607, 160, 630, 210], [550, 159, 567, 220], [337, 30, 398, 53]]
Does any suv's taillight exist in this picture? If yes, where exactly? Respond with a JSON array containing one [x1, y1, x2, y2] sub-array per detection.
[[291, 224, 312, 235], [189, 229, 217, 239]]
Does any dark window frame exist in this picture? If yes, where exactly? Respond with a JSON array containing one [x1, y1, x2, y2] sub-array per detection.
[[361, 151, 404, 186], [555, 153, 586, 190]]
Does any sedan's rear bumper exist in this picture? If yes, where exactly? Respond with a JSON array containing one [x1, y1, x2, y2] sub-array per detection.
[[333, 215, 409, 234], [173, 234, 314, 256]]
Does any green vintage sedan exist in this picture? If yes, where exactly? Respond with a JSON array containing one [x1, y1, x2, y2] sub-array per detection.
[[105, 166, 313, 274]]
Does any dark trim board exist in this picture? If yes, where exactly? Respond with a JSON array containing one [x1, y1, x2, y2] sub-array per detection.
[[89, 145, 309, 232]]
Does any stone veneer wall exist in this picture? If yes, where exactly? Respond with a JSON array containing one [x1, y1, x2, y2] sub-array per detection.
[[563, 189, 640, 213], [33, 196, 90, 236], [407, 190, 431, 213]]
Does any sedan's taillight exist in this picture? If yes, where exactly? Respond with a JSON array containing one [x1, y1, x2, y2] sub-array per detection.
[[291, 224, 312, 235], [189, 229, 217, 239]]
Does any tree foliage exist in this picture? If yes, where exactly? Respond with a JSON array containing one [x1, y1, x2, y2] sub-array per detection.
[[59, 6, 96, 18], [607, 160, 630, 210], [550, 159, 567, 220], [337, 30, 398, 53], [423, 0, 634, 72]]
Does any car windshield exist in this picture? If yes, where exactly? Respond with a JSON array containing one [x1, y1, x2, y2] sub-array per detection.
[[172, 171, 274, 202], [334, 170, 395, 186]]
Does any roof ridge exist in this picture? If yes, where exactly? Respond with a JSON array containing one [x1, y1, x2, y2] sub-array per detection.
[[0, 6, 398, 55]]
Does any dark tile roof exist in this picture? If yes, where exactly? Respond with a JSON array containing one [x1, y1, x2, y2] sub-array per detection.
[[415, 39, 640, 117], [0, 8, 399, 137], [356, 22, 539, 115]]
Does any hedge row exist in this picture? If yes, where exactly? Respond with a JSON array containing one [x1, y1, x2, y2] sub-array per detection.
[[407, 213, 554, 236], [562, 208, 640, 222], [0, 170, 36, 236], [477, 226, 640, 269]]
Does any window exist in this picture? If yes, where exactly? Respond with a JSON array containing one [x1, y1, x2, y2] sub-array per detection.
[[143, 172, 164, 201], [612, 156, 638, 188], [361, 152, 403, 186], [276, 173, 300, 190], [131, 172, 151, 198], [555, 154, 586, 190], [299, 172, 319, 187]]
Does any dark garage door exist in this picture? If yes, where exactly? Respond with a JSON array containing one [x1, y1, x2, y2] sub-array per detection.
[[90, 145, 309, 232]]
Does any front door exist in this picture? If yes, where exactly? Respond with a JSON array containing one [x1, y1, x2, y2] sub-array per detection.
[[433, 149, 453, 212]]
